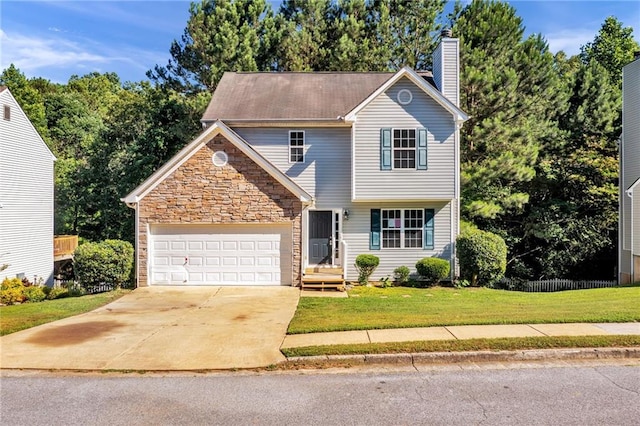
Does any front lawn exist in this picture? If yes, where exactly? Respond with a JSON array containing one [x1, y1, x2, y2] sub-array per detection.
[[288, 285, 640, 334], [0, 289, 130, 336]]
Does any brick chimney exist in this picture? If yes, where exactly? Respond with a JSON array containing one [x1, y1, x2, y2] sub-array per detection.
[[432, 29, 460, 107]]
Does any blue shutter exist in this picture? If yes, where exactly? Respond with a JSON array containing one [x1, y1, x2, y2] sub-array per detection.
[[370, 209, 381, 250], [417, 128, 427, 170], [380, 128, 392, 170], [424, 209, 434, 249]]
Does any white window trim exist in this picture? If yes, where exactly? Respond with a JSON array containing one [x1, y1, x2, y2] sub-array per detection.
[[391, 128, 417, 170], [289, 130, 305, 164], [381, 208, 424, 249]]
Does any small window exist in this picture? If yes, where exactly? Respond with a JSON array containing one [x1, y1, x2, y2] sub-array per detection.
[[3, 105, 10, 121], [393, 129, 416, 169], [381, 209, 424, 249], [289, 131, 305, 163]]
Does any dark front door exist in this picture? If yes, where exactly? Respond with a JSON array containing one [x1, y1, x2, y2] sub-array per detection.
[[309, 211, 332, 265]]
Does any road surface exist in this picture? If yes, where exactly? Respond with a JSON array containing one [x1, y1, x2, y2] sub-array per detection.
[[1, 360, 639, 425]]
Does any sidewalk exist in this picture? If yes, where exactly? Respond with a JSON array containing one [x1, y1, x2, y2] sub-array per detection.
[[281, 322, 640, 349]]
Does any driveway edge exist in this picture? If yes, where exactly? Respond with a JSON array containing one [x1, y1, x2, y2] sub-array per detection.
[[285, 347, 640, 368]]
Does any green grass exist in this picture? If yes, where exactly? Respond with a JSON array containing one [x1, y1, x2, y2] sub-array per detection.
[[0, 289, 130, 336], [282, 335, 640, 357], [289, 285, 640, 334]]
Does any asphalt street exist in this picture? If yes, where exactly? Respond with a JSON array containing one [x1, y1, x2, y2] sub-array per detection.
[[1, 361, 639, 425]]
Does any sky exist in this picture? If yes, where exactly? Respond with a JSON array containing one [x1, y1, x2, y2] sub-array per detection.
[[1, 0, 639, 84]]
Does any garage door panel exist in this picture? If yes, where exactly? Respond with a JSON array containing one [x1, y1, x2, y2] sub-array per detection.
[[149, 224, 291, 286]]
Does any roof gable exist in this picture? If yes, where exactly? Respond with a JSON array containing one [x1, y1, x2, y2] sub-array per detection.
[[122, 121, 312, 204], [344, 67, 468, 124], [0, 88, 56, 161]]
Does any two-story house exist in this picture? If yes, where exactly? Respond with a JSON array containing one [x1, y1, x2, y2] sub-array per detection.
[[0, 86, 56, 286], [123, 32, 468, 287], [620, 53, 640, 284]]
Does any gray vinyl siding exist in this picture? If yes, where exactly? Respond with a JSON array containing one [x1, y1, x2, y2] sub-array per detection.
[[620, 59, 640, 276], [353, 77, 456, 200], [233, 127, 351, 208], [0, 90, 55, 285], [342, 201, 454, 281], [432, 38, 459, 106]]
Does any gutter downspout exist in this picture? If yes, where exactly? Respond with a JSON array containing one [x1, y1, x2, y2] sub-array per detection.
[[122, 200, 139, 288], [627, 189, 634, 282]]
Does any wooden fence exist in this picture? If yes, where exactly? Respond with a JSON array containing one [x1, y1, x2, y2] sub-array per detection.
[[498, 278, 618, 293]]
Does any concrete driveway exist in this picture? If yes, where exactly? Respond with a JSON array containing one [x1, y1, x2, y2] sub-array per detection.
[[0, 286, 300, 371]]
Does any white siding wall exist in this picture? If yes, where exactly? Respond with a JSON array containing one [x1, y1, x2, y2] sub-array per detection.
[[342, 201, 454, 280], [620, 58, 640, 277], [353, 78, 456, 200], [432, 38, 460, 107], [233, 127, 351, 208], [0, 90, 55, 285]]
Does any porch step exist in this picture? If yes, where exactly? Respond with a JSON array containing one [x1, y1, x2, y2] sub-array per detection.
[[302, 268, 345, 292]]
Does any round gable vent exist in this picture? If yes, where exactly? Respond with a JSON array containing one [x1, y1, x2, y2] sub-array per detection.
[[397, 89, 413, 105], [212, 151, 228, 167]]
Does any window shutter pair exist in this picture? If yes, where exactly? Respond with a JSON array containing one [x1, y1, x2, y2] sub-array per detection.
[[379, 128, 427, 170], [370, 208, 434, 250]]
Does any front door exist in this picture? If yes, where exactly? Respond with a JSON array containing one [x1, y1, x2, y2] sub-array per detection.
[[309, 211, 333, 265]]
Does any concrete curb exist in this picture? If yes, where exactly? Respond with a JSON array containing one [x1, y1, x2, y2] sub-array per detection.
[[285, 347, 640, 368]]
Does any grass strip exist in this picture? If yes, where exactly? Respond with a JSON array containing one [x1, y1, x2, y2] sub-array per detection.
[[289, 286, 640, 334], [0, 289, 131, 336], [281, 335, 640, 357]]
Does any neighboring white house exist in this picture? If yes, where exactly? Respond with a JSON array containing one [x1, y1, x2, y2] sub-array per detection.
[[123, 31, 468, 288], [620, 54, 640, 284], [0, 86, 56, 286]]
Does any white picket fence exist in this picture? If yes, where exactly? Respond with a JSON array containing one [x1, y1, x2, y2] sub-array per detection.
[[498, 278, 618, 292]]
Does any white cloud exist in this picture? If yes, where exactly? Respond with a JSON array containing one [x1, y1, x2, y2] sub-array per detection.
[[0, 29, 108, 72], [0, 29, 167, 82], [545, 28, 596, 56]]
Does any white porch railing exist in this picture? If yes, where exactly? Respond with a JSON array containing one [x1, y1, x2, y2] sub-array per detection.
[[339, 240, 348, 280]]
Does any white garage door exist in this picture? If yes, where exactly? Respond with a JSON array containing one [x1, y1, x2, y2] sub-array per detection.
[[149, 224, 292, 286]]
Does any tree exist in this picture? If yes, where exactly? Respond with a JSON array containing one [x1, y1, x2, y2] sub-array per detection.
[[452, 0, 563, 219], [148, 0, 276, 92], [580, 16, 640, 87]]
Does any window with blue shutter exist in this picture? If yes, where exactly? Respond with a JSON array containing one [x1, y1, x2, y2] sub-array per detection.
[[370, 209, 381, 250], [417, 128, 427, 170], [380, 128, 392, 170], [424, 209, 434, 249]]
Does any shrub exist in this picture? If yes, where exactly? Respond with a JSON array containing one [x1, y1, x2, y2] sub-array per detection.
[[74, 239, 134, 290], [46, 287, 69, 300], [393, 266, 411, 285], [1, 277, 26, 305], [24, 285, 47, 302], [457, 228, 507, 287], [355, 254, 380, 285], [415, 258, 450, 285]]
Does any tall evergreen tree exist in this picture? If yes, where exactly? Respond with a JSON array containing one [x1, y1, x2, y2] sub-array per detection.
[[148, 0, 276, 92], [452, 0, 562, 220]]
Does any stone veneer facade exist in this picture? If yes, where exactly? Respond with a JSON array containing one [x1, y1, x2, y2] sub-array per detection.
[[137, 134, 302, 287]]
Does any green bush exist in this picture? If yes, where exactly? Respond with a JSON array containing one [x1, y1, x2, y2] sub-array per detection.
[[393, 266, 411, 285], [74, 239, 134, 290], [457, 228, 507, 287], [355, 254, 380, 285], [1, 277, 26, 305], [23, 285, 47, 302], [415, 258, 450, 285], [47, 287, 69, 300]]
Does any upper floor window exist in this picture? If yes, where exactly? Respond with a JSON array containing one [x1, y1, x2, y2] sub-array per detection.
[[289, 130, 304, 163], [380, 128, 427, 170], [393, 129, 416, 169], [3, 105, 10, 121]]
